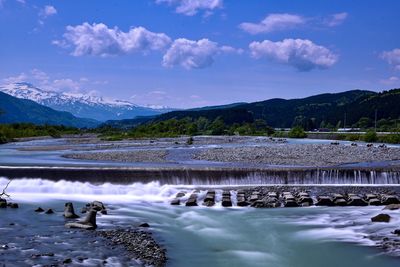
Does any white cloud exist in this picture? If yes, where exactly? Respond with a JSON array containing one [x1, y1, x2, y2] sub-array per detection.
[[156, 0, 223, 16], [239, 13, 306, 34], [41, 5, 57, 17], [381, 48, 400, 71], [162, 38, 236, 69], [249, 39, 338, 71], [38, 5, 57, 25], [54, 23, 172, 57], [325, 12, 348, 27]]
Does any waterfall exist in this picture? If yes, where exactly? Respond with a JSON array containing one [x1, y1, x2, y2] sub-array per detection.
[[0, 166, 400, 185]]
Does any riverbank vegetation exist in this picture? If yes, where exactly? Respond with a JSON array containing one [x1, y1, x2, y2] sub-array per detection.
[[0, 123, 80, 144]]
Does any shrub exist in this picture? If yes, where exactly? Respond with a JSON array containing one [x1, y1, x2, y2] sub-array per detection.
[[288, 127, 307, 138], [364, 131, 378, 142]]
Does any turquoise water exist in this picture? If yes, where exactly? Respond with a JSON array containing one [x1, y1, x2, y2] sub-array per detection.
[[1, 178, 399, 267]]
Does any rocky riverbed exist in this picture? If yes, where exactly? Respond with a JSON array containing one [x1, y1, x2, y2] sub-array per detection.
[[194, 144, 400, 167], [63, 150, 168, 163]]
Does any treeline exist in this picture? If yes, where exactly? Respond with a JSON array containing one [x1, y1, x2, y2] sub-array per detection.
[[98, 117, 275, 140], [0, 123, 80, 144]]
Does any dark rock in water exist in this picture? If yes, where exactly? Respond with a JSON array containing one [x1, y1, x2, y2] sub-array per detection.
[[381, 195, 400, 205], [371, 214, 391, 223], [64, 202, 79, 219], [203, 191, 216, 207], [81, 201, 107, 215], [65, 210, 97, 230], [45, 209, 54, 214], [139, 223, 150, 228], [368, 198, 381, 206], [393, 229, 400, 236], [0, 198, 7, 208], [35, 207, 44, 212], [170, 198, 180, 205], [1, 245, 9, 250], [63, 258, 72, 264], [185, 194, 198, 206], [284, 200, 299, 207], [96, 228, 167, 267], [383, 204, 400, 210], [347, 196, 368, 206], [222, 198, 232, 207], [100, 209, 107, 215], [334, 198, 347, 206], [316, 196, 334, 206]]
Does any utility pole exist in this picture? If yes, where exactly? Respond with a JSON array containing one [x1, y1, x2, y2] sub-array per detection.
[[374, 109, 377, 132]]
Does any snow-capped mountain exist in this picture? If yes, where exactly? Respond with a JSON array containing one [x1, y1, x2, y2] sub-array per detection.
[[0, 82, 174, 121]]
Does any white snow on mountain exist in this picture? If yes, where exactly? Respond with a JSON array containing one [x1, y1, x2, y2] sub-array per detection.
[[0, 82, 174, 121]]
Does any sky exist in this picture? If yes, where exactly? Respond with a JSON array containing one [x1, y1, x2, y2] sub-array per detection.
[[1, 0, 400, 108]]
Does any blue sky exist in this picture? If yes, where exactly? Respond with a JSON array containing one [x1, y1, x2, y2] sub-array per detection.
[[1, 0, 400, 108]]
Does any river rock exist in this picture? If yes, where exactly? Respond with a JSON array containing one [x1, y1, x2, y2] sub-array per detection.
[[0, 198, 7, 208], [45, 209, 54, 214], [35, 207, 44, 212], [371, 214, 391, 223], [170, 198, 180, 205], [393, 229, 400, 236], [64, 202, 79, 219], [81, 201, 107, 214], [65, 210, 97, 230], [139, 223, 150, 228], [185, 194, 198, 206]]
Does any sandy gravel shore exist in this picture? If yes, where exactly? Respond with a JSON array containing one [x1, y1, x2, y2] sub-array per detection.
[[63, 150, 168, 163], [193, 144, 400, 167]]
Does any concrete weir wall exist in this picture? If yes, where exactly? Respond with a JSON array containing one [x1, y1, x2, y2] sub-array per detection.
[[0, 166, 400, 185]]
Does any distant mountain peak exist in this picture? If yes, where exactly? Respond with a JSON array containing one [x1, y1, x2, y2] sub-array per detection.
[[0, 82, 175, 121]]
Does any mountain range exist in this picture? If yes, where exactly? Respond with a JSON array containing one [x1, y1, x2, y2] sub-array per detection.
[[109, 89, 400, 130], [0, 82, 175, 122], [0, 91, 98, 128]]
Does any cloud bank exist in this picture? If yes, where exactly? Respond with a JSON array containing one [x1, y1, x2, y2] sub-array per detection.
[[162, 38, 237, 69], [54, 23, 172, 57], [239, 13, 306, 34], [249, 39, 338, 71]]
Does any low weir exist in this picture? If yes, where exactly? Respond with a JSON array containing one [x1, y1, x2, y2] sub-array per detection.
[[1, 165, 400, 185]]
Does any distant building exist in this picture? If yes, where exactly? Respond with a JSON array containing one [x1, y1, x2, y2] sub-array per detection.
[[337, 128, 360, 132]]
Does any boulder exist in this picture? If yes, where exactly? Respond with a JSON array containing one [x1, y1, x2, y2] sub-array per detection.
[[185, 194, 198, 206], [35, 207, 44, 212], [316, 196, 334, 206], [81, 201, 107, 214], [347, 196, 368, 206], [139, 223, 150, 228], [64, 202, 79, 219], [45, 209, 54, 214], [170, 198, 180, 205], [65, 210, 97, 230], [393, 229, 400, 236], [371, 214, 391, 223]]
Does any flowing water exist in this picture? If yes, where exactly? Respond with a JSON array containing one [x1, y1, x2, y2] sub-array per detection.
[[1, 178, 399, 267]]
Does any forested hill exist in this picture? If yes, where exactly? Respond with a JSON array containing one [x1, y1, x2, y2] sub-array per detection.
[[0, 91, 99, 128], [142, 89, 400, 130]]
